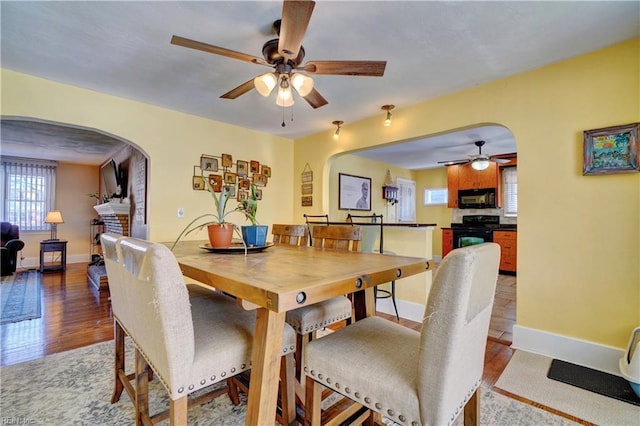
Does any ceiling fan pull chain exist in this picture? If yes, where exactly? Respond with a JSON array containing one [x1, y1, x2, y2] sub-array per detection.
[[281, 103, 286, 127]]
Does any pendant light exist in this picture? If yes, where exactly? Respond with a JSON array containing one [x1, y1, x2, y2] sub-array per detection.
[[291, 73, 314, 97], [332, 120, 343, 139], [276, 75, 294, 107], [381, 104, 394, 126]]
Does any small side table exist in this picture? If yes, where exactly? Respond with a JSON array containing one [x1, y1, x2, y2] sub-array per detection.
[[40, 240, 67, 273]]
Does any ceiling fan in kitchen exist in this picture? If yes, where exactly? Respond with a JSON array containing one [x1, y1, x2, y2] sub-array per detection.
[[170, 0, 386, 110], [438, 140, 512, 170]]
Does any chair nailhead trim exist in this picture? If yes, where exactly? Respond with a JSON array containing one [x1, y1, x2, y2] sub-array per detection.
[[241, 364, 246, 369], [318, 373, 323, 380], [387, 409, 395, 416], [304, 367, 309, 373], [221, 372, 226, 377], [188, 384, 194, 390], [326, 378, 332, 384], [335, 383, 340, 389], [399, 415, 406, 422], [364, 397, 371, 403], [200, 379, 206, 385], [178, 387, 184, 393], [354, 392, 361, 398], [210, 375, 216, 381], [231, 367, 236, 373], [375, 403, 382, 409], [345, 387, 350, 393], [412, 422, 419, 426]]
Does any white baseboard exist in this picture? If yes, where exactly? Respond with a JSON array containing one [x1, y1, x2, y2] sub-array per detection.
[[512, 324, 626, 376], [376, 297, 424, 323], [19, 254, 92, 270]]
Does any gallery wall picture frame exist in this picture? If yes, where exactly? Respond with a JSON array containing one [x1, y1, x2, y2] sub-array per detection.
[[250, 160, 260, 174], [261, 165, 271, 177], [301, 196, 313, 207], [583, 122, 639, 175], [301, 183, 313, 195], [192, 176, 205, 190], [224, 172, 237, 184], [338, 173, 372, 211], [237, 160, 248, 177], [200, 155, 218, 172], [255, 188, 263, 200], [221, 154, 233, 168], [208, 174, 223, 192]]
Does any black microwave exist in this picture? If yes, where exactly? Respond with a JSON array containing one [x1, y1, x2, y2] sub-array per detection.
[[458, 188, 496, 209]]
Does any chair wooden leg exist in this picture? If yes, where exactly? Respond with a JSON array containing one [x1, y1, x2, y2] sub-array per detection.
[[135, 349, 150, 426], [280, 353, 296, 426], [227, 378, 241, 405], [111, 321, 125, 403], [463, 388, 480, 426], [304, 375, 323, 426], [295, 332, 311, 404], [170, 395, 188, 426]]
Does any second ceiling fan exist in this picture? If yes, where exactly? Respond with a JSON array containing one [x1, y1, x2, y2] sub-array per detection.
[[171, 0, 386, 109], [438, 140, 512, 170]]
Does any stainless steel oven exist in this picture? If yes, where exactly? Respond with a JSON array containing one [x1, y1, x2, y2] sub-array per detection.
[[451, 215, 499, 249]]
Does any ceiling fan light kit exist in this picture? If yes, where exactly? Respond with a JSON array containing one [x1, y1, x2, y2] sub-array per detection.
[[254, 73, 278, 97], [381, 104, 394, 126], [439, 140, 511, 170], [471, 158, 490, 170]]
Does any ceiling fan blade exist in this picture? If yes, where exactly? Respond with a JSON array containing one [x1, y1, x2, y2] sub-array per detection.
[[491, 158, 512, 164], [278, 0, 315, 60], [303, 88, 328, 109], [437, 159, 469, 165], [300, 61, 387, 76], [171, 35, 270, 67], [220, 79, 256, 99]]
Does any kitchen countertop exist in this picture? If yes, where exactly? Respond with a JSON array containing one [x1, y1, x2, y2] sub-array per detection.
[[440, 225, 517, 230]]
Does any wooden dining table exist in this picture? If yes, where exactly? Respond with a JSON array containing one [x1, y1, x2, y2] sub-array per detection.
[[168, 240, 431, 426]]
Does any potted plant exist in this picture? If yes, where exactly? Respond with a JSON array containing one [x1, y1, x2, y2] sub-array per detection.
[[236, 183, 268, 247], [171, 178, 239, 249]]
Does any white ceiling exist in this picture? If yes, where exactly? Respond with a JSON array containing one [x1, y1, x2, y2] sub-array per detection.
[[1, 1, 638, 168]]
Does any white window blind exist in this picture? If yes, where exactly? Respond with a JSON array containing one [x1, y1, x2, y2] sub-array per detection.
[[1, 157, 57, 231], [503, 167, 517, 217]]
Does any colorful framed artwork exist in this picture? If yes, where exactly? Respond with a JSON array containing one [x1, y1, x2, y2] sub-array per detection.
[[261, 165, 271, 178], [221, 153, 233, 168], [255, 188, 263, 200], [237, 160, 248, 177], [253, 173, 267, 187], [237, 190, 249, 201], [200, 155, 218, 172], [583, 122, 639, 175], [250, 160, 260, 174], [238, 178, 250, 190]]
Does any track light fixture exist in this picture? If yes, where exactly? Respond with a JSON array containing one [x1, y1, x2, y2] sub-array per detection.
[[332, 121, 344, 139], [381, 104, 395, 126]]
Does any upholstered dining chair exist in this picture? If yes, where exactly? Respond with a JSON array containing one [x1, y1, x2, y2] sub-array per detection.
[[285, 225, 361, 400], [303, 243, 500, 426], [346, 213, 399, 320], [101, 233, 297, 425]]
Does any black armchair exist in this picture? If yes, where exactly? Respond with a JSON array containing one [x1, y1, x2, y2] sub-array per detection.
[[1, 222, 25, 276]]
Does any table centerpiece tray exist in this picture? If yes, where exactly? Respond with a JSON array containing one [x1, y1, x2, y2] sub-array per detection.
[[199, 242, 274, 254]]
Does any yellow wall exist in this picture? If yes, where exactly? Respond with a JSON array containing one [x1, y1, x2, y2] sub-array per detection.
[[414, 167, 451, 257], [294, 38, 640, 349], [1, 70, 295, 245], [2, 38, 638, 349]]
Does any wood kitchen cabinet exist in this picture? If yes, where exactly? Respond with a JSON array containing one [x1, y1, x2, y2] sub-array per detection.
[[442, 229, 453, 258], [446, 162, 499, 207], [493, 230, 517, 274]]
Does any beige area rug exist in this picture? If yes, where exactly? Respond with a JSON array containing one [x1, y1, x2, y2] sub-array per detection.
[[495, 350, 640, 425]]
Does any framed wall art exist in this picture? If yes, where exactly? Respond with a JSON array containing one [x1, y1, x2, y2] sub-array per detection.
[[200, 155, 218, 172], [338, 173, 371, 211], [583, 122, 639, 175]]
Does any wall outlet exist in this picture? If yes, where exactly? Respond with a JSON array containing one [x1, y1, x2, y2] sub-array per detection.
[[177, 207, 185, 218]]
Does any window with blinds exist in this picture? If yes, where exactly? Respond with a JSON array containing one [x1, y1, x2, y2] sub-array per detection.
[[1, 157, 57, 231], [502, 166, 517, 217]]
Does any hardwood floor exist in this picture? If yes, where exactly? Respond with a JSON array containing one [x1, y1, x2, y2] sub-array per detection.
[[1, 263, 586, 424]]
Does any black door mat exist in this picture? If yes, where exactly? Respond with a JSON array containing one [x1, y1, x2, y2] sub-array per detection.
[[547, 359, 640, 406]]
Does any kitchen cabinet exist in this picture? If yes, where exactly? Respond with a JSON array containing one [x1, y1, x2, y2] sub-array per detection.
[[493, 230, 517, 274], [458, 162, 499, 189], [442, 229, 453, 258], [447, 162, 501, 208]]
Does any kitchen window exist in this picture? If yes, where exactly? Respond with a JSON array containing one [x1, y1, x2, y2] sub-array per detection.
[[1, 157, 57, 231], [423, 188, 448, 205], [503, 166, 517, 217]]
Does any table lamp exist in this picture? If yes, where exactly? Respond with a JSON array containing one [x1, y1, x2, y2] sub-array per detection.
[[44, 210, 64, 241]]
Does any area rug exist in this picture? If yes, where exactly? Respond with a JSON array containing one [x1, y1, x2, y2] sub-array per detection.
[[495, 350, 640, 425], [0, 270, 41, 324], [0, 339, 575, 425]]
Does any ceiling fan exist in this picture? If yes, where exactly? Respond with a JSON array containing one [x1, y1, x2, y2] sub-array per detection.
[[170, 0, 386, 110], [438, 140, 512, 170]]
